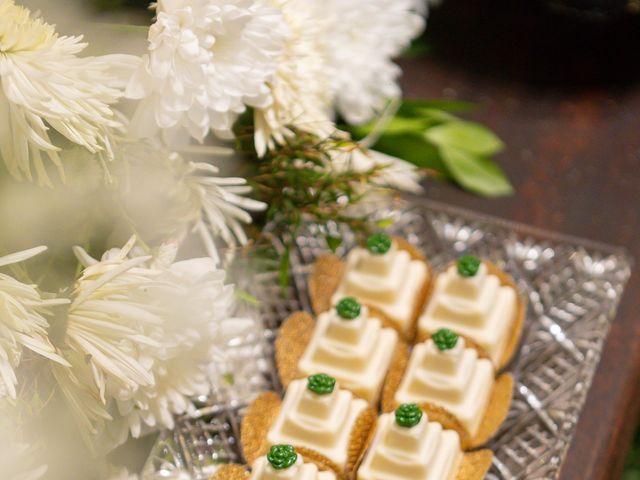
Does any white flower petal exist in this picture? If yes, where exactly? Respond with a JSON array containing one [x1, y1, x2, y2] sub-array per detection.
[[0, 245, 66, 399], [253, 0, 335, 155], [0, 0, 136, 184], [126, 0, 288, 144], [56, 236, 252, 441], [0, 245, 47, 268], [322, 0, 425, 124]]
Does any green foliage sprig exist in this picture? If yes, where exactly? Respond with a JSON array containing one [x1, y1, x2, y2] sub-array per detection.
[[246, 132, 386, 287], [250, 133, 382, 233], [346, 99, 513, 197]]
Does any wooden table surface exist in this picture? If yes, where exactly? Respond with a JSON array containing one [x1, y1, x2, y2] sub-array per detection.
[[400, 1, 640, 478]]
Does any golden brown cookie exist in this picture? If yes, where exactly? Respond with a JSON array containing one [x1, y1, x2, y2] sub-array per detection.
[[275, 312, 316, 389], [456, 449, 494, 480], [209, 464, 248, 480]]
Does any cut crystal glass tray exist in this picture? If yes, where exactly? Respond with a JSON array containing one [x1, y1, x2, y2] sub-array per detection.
[[141, 199, 632, 480]]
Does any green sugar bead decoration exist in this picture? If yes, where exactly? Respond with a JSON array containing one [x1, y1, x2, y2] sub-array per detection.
[[395, 403, 423, 428], [267, 444, 298, 470], [432, 328, 459, 351], [307, 373, 336, 395], [457, 255, 481, 277], [366, 233, 392, 255], [336, 297, 361, 320]]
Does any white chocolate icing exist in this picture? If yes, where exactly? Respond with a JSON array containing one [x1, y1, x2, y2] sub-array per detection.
[[267, 379, 368, 469], [357, 413, 462, 480], [394, 338, 494, 437], [298, 306, 398, 403], [251, 456, 335, 480], [418, 263, 517, 365], [331, 242, 428, 334]]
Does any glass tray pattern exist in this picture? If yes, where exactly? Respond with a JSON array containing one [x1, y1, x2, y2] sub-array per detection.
[[141, 199, 632, 480]]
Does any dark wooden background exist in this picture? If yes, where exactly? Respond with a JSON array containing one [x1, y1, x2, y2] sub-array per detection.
[[400, 0, 640, 478]]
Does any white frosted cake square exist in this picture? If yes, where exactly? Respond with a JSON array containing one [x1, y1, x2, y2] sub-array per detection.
[[418, 257, 516, 365], [267, 376, 368, 469], [298, 299, 398, 403], [331, 234, 428, 336], [358, 406, 462, 480]]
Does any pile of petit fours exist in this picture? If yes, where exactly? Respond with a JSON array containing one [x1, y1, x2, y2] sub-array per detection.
[[212, 233, 526, 480]]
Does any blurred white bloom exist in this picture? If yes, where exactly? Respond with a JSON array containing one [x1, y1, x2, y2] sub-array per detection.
[[104, 466, 139, 480], [64, 237, 162, 403], [0, 246, 69, 399], [166, 155, 267, 257], [50, 355, 112, 440], [254, 0, 334, 156], [413, 0, 430, 14], [126, 0, 288, 144], [323, 0, 424, 125], [0, 438, 48, 480], [0, 0, 136, 186], [120, 143, 266, 260], [113, 250, 249, 437], [331, 146, 423, 193], [59, 237, 250, 439]]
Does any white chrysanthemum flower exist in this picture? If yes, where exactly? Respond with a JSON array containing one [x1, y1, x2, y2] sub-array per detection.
[[0, 0, 136, 186], [171, 157, 268, 257], [323, 0, 425, 125], [50, 354, 112, 439], [331, 146, 423, 193], [59, 237, 250, 439], [126, 0, 288, 144], [253, 0, 334, 156], [63, 237, 163, 403], [120, 143, 266, 260], [113, 250, 251, 437], [0, 246, 69, 399], [113, 250, 226, 435]]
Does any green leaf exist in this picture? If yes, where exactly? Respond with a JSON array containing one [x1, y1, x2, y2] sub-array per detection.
[[346, 100, 476, 140], [425, 121, 505, 156], [398, 99, 476, 117], [348, 116, 431, 139], [439, 146, 514, 197], [370, 132, 449, 177], [403, 39, 431, 57], [326, 235, 342, 252], [381, 117, 434, 135], [418, 108, 460, 123]]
